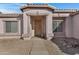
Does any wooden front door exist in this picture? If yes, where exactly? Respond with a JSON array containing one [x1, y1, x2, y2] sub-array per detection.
[[34, 19, 42, 37]]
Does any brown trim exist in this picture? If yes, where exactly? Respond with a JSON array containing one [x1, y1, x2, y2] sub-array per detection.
[[54, 12, 76, 13], [21, 6, 54, 12], [0, 34, 21, 36], [0, 14, 22, 18], [70, 11, 79, 16], [53, 17, 65, 20]]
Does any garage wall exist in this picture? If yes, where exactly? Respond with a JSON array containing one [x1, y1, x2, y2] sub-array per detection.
[[65, 16, 73, 38], [72, 14, 79, 39]]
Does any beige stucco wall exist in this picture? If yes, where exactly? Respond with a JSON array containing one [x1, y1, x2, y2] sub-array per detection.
[[65, 14, 79, 39], [0, 17, 21, 39], [65, 16, 73, 38], [72, 14, 79, 39]]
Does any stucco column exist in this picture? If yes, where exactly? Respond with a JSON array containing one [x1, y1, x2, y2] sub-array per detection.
[[23, 13, 32, 39], [23, 12, 29, 39], [28, 16, 32, 38], [46, 14, 54, 40]]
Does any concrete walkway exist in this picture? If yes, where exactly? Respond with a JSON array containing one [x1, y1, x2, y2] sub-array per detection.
[[0, 37, 66, 55]]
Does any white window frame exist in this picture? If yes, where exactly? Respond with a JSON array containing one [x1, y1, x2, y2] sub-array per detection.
[[3, 19, 20, 35], [53, 20, 64, 32]]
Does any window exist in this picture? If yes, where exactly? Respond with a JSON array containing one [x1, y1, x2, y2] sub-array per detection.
[[5, 21, 18, 33], [53, 20, 63, 32]]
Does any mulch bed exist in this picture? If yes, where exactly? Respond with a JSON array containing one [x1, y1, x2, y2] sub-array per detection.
[[51, 37, 79, 55]]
